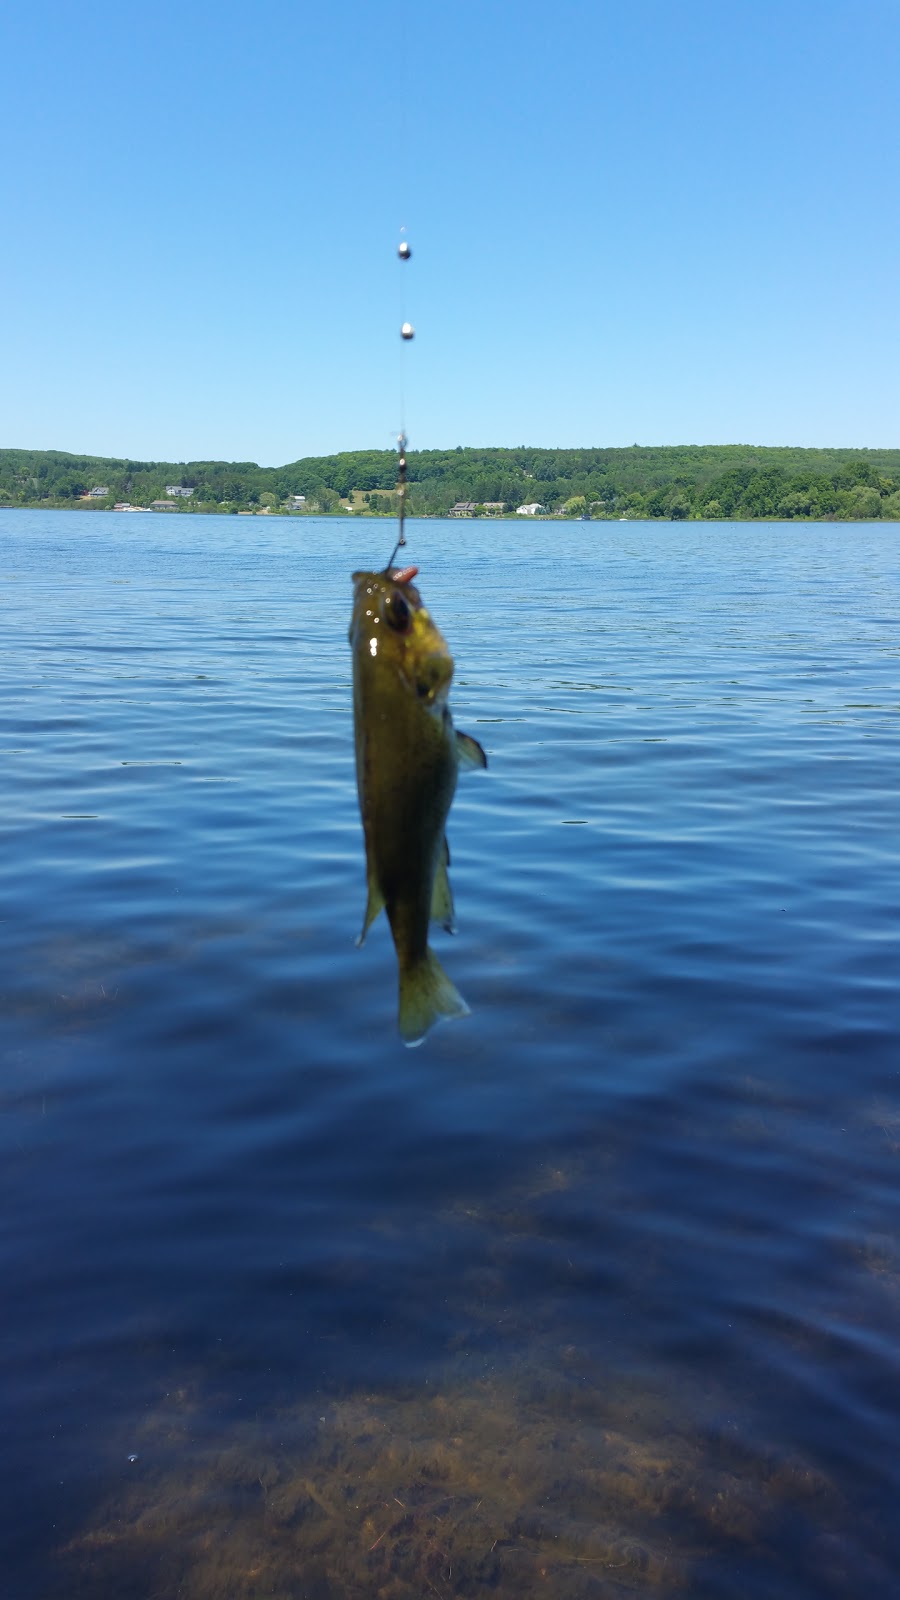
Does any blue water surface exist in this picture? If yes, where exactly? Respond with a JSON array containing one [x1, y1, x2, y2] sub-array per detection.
[[1, 510, 898, 1599]]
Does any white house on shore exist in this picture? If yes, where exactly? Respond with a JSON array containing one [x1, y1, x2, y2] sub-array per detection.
[[516, 502, 547, 516], [165, 485, 194, 498]]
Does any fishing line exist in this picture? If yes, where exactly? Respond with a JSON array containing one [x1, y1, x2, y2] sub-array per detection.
[[385, 0, 414, 571], [398, 222, 411, 440], [385, 229, 414, 571], [394, 234, 414, 560]]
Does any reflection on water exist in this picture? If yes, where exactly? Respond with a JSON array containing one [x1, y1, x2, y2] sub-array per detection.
[[2, 513, 900, 1599]]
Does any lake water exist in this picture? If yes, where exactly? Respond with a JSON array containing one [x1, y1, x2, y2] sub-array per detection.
[[1, 509, 898, 1599]]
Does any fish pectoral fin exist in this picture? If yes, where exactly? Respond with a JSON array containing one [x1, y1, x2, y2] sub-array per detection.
[[430, 836, 457, 933], [399, 947, 469, 1047], [356, 873, 385, 947], [456, 730, 488, 771]]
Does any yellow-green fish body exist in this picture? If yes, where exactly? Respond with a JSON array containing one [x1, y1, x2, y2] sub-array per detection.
[[349, 568, 486, 1044]]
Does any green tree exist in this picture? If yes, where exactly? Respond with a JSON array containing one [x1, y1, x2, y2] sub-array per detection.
[[777, 490, 813, 518], [843, 486, 882, 518]]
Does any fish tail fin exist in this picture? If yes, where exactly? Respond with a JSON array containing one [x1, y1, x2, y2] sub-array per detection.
[[398, 947, 469, 1047]]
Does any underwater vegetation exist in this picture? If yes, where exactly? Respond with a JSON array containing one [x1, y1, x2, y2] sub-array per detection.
[[53, 1354, 852, 1600], [52, 1151, 897, 1600]]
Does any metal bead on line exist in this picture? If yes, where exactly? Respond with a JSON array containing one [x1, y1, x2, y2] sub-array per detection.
[[398, 241, 411, 260], [400, 322, 415, 340]]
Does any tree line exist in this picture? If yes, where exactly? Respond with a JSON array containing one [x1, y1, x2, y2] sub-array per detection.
[[2, 443, 900, 520]]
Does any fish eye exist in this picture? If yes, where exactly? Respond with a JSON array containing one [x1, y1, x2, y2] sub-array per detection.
[[385, 591, 411, 631]]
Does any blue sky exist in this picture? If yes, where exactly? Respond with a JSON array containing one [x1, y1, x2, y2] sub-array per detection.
[[2, 0, 897, 463]]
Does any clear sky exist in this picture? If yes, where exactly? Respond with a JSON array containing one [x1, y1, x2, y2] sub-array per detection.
[[2, 0, 897, 464]]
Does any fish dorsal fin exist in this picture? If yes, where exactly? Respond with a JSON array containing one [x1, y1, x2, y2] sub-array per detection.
[[430, 836, 456, 933], [456, 730, 488, 771], [356, 870, 385, 947]]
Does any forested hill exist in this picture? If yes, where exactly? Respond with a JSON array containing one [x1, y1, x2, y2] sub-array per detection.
[[2, 444, 900, 520]]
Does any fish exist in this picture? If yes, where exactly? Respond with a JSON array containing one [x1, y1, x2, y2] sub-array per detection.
[[349, 564, 487, 1045]]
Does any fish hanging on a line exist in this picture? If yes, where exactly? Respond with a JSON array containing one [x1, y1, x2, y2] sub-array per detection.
[[349, 563, 486, 1045]]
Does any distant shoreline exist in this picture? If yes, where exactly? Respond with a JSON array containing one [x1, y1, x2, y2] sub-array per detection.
[[1, 504, 895, 526], [2, 443, 899, 522]]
